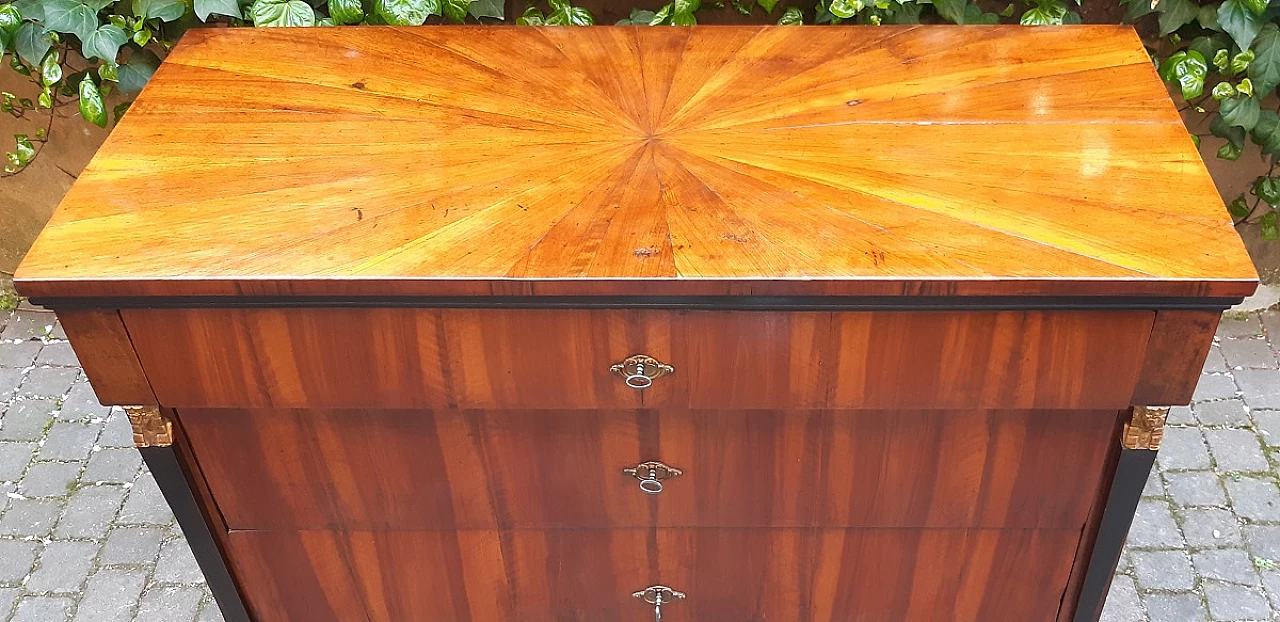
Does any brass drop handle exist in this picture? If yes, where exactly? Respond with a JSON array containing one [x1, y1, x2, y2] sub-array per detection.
[[624, 461, 683, 494], [633, 585, 685, 622], [610, 354, 674, 389]]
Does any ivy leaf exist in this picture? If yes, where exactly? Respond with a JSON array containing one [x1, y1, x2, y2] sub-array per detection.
[[467, 0, 503, 19], [1198, 3, 1221, 29], [1221, 95, 1262, 131], [43, 0, 98, 41], [1158, 50, 1208, 99], [377, 0, 435, 24], [81, 24, 126, 62], [648, 2, 671, 22], [441, 0, 466, 21], [1243, 0, 1267, 16], [1156, 0, 1198, 36], [1212, 114, 1247, 153], [39, 49, 61, 87], [115, 49, 158, 94], [777, 5, 801, 22], [1230, 49, 1255, 75], [515, 5, 542, 23], [935, 0, 964, 22], [545, 0, 592, 24], [757, 0, 777, 11], [1256, 176, 1280, 206], [671, 10, 694, 22], [134, 0, 186, 20], [77, 74, 106, 127], [1213, 81, 1238, 100], [1219, 0, 1263, 51], [1262, 210, 1279, 240], [11, 0, 44, 21], [1220, 140, 1244, 159], [1228, 195, 1252, 218], [326, 0, 362, 21], [827, 0, 860, 17], [98, 61, 117, 81], [1021, 3, 1064, 24], [196, 0, 243, 19], [250, 0, 315, 24], [674, 0, 698, 13], [1249, 24, 1280, 97], [0, 5, 20, 50]]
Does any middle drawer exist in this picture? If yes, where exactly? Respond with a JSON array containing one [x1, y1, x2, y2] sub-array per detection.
[[180, 407, 1118, 530]]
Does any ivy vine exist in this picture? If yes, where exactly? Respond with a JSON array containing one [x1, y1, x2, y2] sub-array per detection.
[[0, 0, 1277, 237]]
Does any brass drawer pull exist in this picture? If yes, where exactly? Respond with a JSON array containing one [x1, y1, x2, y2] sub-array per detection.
[[624, 461, 683, 494], [610, 354, 673, 389], [633, 585, 685, 622]]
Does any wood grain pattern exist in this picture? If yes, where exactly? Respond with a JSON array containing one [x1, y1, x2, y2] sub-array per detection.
[[13, 26, 1256, 301], [180, 407, 1117, 530], [1131, 309, 1222, 405], [55, 310, 155, 405], [120, 308, 1154, 410], [227, 527, 1078, 622]]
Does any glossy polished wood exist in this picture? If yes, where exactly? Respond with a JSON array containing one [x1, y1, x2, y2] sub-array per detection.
[[120, 308, 1153, 410], [56, 310, 155, 405], [227, 527, 1078, 622], [14, 26, 1256, 301], [181, 407, 1117, 530]]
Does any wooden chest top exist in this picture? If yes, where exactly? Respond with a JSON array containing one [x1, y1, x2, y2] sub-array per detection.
[[15, 25, 1257, 301]]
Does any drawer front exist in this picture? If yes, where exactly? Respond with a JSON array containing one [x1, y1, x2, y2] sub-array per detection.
[[227, 527, 1078, 622], [126, 308, 1153, 410], [183, 408, 1118, 530]]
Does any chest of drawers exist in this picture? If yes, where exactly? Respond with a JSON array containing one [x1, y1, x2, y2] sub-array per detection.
[[15, 24, 1258, 622]]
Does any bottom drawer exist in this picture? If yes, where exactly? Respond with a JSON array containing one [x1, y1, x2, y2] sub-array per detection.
[[227, 528, 1079, 621]]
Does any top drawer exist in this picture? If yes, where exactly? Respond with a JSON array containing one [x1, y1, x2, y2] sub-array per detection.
[[120, 308, 1153, 410]]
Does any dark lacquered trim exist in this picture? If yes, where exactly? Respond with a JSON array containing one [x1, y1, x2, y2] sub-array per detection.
[[28, 294, 1243, 311], [139, 446, 251, 622], [1071, 446, 1158, 622]]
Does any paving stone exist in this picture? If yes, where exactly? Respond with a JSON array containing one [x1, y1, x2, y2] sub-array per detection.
[[83, 448, 142, 484], [1204, 344, 1230, 373], [56, 485, 125, 539], [0, 367, 23, 401], [38, 421, 101, 461], [1099, 574, 1143, 622], [1205, 429, 1271, 472], [1244, 525, 1280, 561], [33, 342, 78, 368], [0, 587, 18, 619], [1192, 548, 1261, 586], [1260, 569, 1280, 612], [1158, 427, 1212, 471], [1183, 507, 1244, 547], [1193, 374, 1240, 402], [1143, 468, 1165, 498], [1255, 411, 1280, 447], [1195, 398, 1252, 426], [198, 602, 226, 622], [60, 381, 109, 421], [20, 461, 82, 498], [10, 595, 73, 622], [0, 442, 35, 480], [27, 540, 98, 593], [1167, 471, 1228, 507], [135, 586, 204, 622], [1169, 404, 1195, 425], [156, 537, 206, 584], [1132, 549, 1196, 590], [0, 399, 55, 442], [118, 475, 173, 526], [0, 312, 56, 342], [1221, 337, 1280, 369], [1204, 583, 1272, 621], [19, 367, 79, 398], [97, 409, 134, 448], [0, 539, 38, 584], [1220, 315, 1265, 338], [0, 341, 41, 368], [1226, 477, 1280, 521], [100, 526, 165, 566], [72, 568, 146, 622], [1143, 592, 1207, 622], [1129, 499, 1183, 548], [1236, 369, 1280, 409], [0, 498, 63, 537]]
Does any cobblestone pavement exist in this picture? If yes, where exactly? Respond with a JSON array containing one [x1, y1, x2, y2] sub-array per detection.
[[2, 305, 1280, 621], [0, 306, 221, 622]]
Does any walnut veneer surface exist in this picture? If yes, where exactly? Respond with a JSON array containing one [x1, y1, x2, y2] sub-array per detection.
[[13, 25, 1260, 622]]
